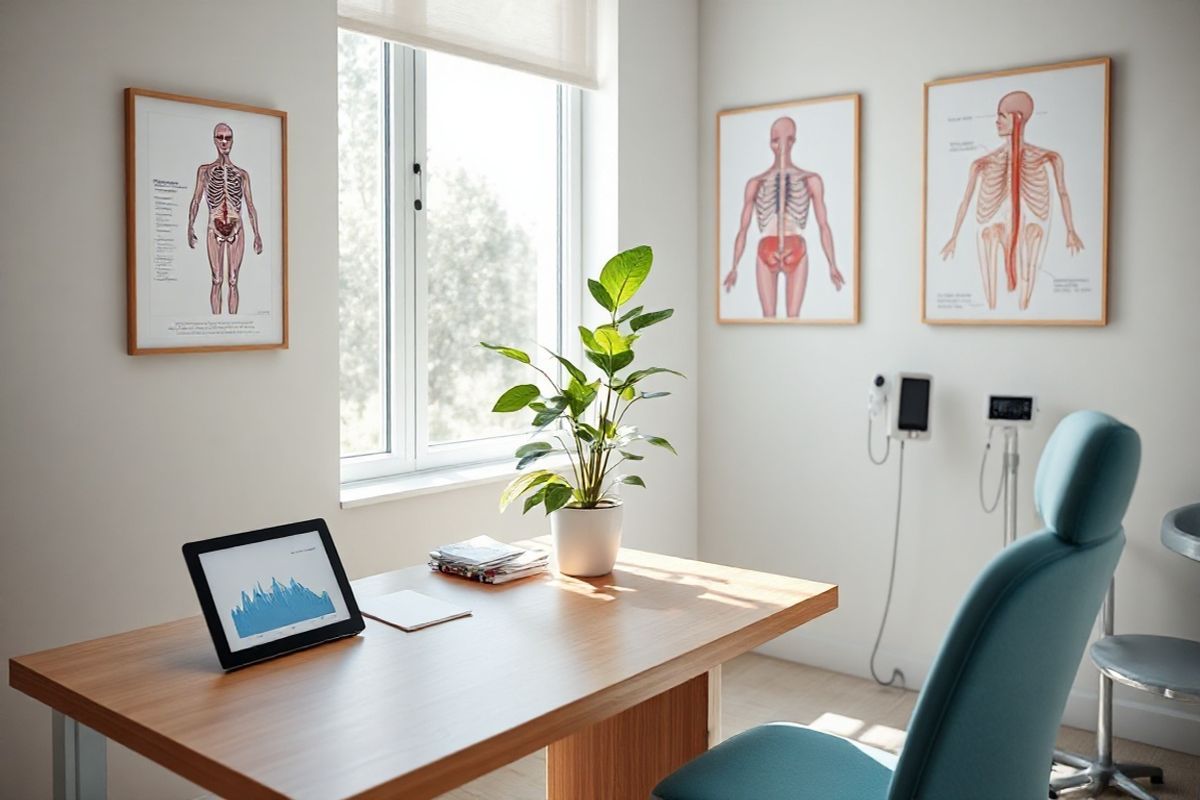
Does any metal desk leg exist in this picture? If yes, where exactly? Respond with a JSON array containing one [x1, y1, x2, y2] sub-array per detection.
[[53, 712, 107, 800], [1050, 580, 1164, 799]]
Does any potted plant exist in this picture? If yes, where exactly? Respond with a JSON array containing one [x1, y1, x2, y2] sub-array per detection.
[[481, 245, 683, 576]]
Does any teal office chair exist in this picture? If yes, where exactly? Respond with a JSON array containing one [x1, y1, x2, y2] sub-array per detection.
[[654, 411, 1141, 800]]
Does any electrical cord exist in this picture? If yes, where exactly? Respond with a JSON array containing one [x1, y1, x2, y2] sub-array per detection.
[[867, 415, 890, 465], [979, 427, 1013, 548], [869, 439, 906, 689], [978, 427, 1004, 513]]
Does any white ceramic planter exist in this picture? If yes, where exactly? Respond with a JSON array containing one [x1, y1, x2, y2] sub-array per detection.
[[550, 502, 624, 577]]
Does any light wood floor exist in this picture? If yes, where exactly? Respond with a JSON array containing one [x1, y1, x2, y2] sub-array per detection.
[[439, 653, 1200, 799]]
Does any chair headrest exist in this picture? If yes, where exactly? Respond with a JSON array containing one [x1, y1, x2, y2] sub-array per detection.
[[1034, 411, 1141, 545]]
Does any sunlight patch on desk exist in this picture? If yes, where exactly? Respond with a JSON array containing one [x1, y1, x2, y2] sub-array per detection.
[[697, 591, 757, 609]]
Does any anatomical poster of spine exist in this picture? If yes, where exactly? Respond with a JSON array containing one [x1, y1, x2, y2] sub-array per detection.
[[717, 94, 859, 324], [923, 58, 1109, 325], [126, 88, 287, 354]]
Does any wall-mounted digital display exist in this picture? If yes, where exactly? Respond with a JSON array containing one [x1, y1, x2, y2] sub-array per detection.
[[898, 378, 931, 431], [988, 395, 1035, 422]]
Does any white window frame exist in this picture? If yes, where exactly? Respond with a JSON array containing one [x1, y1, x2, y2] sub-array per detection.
[[340, 38, 582, 487]]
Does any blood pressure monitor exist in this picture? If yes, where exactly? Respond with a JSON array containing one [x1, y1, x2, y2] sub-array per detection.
[[986, 394, 1037, 428]]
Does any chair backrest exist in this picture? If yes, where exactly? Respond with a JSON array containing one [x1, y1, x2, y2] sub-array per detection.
[[887, 411, 1141, 800]]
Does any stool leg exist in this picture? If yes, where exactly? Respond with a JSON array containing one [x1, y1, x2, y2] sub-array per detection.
[[1111, 772, 1160, 800], [1116, 764, 1164, 784]]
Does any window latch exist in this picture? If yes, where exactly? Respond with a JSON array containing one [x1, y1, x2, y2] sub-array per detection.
[[413, 162, 423, 211]]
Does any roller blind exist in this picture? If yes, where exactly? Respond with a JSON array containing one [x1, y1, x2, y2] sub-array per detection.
[[337, 0, 598, 89]]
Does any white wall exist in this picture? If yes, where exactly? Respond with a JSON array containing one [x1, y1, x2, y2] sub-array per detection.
[[698, 0, 1200, 754], [0, 0, 698, 797]]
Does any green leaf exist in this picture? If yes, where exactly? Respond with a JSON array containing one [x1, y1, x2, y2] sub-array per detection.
[[579, 326, 604, 354], [565, 377, 599, 417], [630, 308, 674, 332], [620, 385, 635, 401], [499, 469, 562, 511], [515, 441, 553, 458], [585, 350, 611, 375], [576, 422, 599, 443], [593, 325, 631, 355], [619, 450, 644, 461], [620, 366, 686, 389], [492, 384, 540, 413], [646, 435, 677, 455], [587, 279, 615, 312], [617, 305, 644, 324], [517, 450, 557, 470], [522, 487, 548, 514], [533, 406, 565, 428], [611, 351, 634, 373], [480, 342, 531, 364], [599, 245, 653, 308], [543, 349, 587, 384], [543, 483, 574, 514], [616, 475, 646, 488], [586, 349, 634, 376]]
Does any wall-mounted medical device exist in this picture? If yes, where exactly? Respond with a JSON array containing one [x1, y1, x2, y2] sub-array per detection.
[[986, 394, 1037, 428], [890, 372, 933, 441], [864, 371, 933, 690], [979, 394, 1039, 548]]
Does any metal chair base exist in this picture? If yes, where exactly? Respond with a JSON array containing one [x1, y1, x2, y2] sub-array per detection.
[[1050, 748, 1164, 799], [1049, 581, 1168, 800]]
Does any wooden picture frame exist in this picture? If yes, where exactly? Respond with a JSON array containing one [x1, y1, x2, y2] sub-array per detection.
[[921, 57, 1110, 326], [126, 88, 288, 354], [716, 93, 860, 325]]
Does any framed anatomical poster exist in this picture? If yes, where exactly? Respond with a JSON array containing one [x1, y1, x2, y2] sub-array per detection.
[[717, 94, 859, 324], [126, 88, 288, 354], [923, 57, 1109, 325]]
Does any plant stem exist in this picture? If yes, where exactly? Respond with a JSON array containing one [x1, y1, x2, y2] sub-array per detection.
[[552, 432, 583, 488]]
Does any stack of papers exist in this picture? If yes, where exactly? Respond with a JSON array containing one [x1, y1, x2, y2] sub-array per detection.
[[429, 536, 549, 585]]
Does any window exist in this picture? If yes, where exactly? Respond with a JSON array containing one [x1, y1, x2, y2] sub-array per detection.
[[338, 30, 579, 485]]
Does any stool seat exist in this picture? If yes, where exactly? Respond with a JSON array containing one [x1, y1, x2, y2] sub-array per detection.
[[1162, 502, 1200, 562], [1090, 634, 1200, 703]]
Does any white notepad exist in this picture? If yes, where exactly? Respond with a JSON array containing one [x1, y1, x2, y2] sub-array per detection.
[[359, 590, 471, 632]]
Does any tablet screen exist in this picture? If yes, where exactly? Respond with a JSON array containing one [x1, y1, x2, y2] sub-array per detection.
[[197, 529, 352, 653]]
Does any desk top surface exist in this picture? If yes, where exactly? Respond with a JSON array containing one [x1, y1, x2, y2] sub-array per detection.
[[10, 545, 837, 800]]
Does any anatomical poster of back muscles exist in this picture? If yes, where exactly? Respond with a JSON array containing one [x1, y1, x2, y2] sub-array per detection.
[[923, 58, 1109, 325], [717, 94, 859, 324], [126, 88, 287, 354]]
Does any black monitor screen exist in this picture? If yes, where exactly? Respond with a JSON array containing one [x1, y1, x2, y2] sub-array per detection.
[[989, 396, 1033, 422], [898, 378, 930, 431]]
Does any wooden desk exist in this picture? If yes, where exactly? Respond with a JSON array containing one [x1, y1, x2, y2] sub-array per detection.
[[10, 546, 837, 800]]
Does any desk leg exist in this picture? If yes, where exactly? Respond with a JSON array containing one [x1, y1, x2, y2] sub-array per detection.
[[53, 711, 107, 800], [707, 665, 722, 748], [546, 671, 709, 800]]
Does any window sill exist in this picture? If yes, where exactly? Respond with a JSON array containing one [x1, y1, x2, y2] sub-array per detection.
[[339, 455, 572, 509]]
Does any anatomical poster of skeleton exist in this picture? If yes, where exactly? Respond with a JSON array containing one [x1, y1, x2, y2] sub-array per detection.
[[923, 58, 1109, 325], [717, 94, 859, 324], [126, 88, 287, 354]]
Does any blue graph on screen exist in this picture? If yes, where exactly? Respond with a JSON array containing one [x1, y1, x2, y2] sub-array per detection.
[[230, 577, 336, 638]]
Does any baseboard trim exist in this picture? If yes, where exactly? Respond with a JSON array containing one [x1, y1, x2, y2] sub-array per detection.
[[753, 632, 1200, 757]]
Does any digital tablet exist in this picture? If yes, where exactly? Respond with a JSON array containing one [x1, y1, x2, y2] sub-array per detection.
[[182, 518, 364, 671]]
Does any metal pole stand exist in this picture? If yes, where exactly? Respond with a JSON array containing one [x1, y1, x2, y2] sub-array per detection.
[[1049, 581, 1165, 799], [1003, 428, 1019, 546]]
